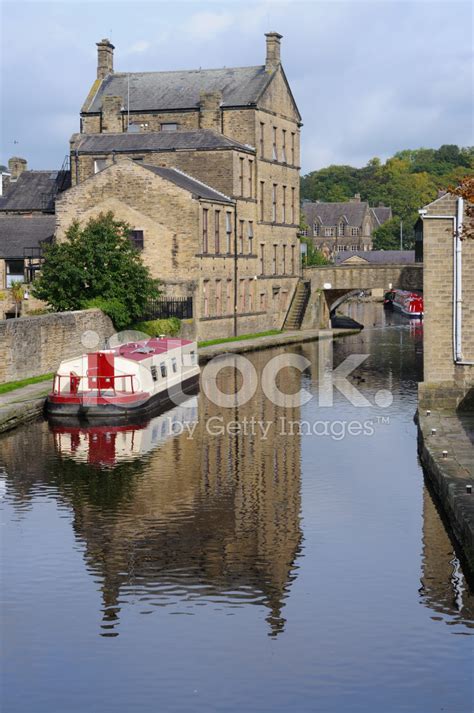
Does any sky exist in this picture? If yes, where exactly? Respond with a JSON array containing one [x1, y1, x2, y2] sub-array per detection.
[[0, 0, 472, 174]]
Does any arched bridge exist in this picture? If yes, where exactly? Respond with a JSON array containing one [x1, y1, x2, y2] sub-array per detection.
[[301, 263, 423, 327]]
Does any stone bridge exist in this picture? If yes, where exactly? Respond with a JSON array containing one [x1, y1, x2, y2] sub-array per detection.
[[301, 263, 423, 327]]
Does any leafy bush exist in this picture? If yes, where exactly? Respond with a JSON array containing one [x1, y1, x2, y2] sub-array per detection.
[[131, 318, 181, 337], [32, 212, 160, 329]]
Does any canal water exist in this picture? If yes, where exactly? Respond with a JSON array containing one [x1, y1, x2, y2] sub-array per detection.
[[1, 303, 473, 713]]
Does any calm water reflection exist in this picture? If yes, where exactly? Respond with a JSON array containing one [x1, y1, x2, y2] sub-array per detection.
[[1, 303, 473, 713]]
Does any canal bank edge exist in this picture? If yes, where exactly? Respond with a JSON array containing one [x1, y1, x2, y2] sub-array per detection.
[[0, 327, 361, 435], [417, 410, 474, 574]]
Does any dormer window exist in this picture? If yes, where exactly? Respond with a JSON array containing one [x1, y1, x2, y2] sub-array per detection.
[[161, 123, 178, 131], [313, 223, 320, 236], [338, 221, 345, 237]]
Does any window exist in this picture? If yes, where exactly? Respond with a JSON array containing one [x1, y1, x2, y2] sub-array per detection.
[[351, 227, 359, 236], [324, 227, 335, 237], [226, 279, 232, 314], [239, 279, 246, 312], [291, 187, 296, 224], [260, 181, 265, 221], [151, 365, 158, 381], [171, 358, 178, 373], [272, 127, 278, 161], [282, 244, 287, 274], [202, 209, 209, 253], [260, 122, 265, 157], [314, 223, 320, 236], [291, 244, 295, 274], [351, 245, 359, 251], [160, 362, 168, 378], [129, 230, 144, 250], [291, 132, 295, 165], [190, 350, 197, 365], [94, 158, 107, 173], [239, 157, 244, 195], [214, 210, 220, 253], [336, 245, 345, 252], [248, 160, 253, 196], [338, 222, 345, 237], [215, 280, 222, 315], [225, 212, 232, 253], [260, 244, 265, 275], [282, 185, 287, 223], [272, 245, 277, 275], [248, 221, 254, 254], [6, 259, 24, 288], [282, 130, 287, 163], [161, 123, 178, 131], [203, 280, 209, 317], [272, 184, 277, 222], [239, 220, 244, 254], [259, 291, 266, 311], [248, 280, 254, 312]]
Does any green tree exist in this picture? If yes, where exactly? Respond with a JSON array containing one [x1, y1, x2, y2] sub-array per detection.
[[32, 212, 160, 329], [300, 237, 330, 266], [372, 218, 404, 251], [10, 280, 24, 318]]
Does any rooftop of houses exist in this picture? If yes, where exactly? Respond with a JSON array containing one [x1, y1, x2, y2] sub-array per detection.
[[302, 197, 392, 229], [72, 129, 255, 154], [0, 215, 56, 258], [334, 250, 415, 265], [0, 170, 71, 212], [372, 206, 392, 225], [84, 65, 273, 114]]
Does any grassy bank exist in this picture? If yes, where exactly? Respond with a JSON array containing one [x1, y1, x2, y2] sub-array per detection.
[[0, 373, 54, 396], [198, 330, 282, 348]]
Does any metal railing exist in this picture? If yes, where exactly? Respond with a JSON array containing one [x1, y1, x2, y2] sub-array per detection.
[[53, 373, 137, 396], [143, 296, 193, 320]]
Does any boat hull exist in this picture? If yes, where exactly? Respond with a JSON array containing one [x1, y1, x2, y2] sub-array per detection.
[[46, 373, 200, 421]]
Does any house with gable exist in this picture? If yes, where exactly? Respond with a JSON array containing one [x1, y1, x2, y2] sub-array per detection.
[[56, 32, 303, 339]]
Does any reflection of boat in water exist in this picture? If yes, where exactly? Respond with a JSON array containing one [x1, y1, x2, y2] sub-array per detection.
[[49, 397, 199, 466], [384, 289, 424, 318], [46, 338, 200, 419]]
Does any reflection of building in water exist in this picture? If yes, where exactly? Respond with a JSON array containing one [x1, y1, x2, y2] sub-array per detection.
[[2, 351, 302, 637], [420, 486, 474, 627]]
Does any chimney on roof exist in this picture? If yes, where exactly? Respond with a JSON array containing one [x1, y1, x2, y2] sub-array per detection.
[[265, 31, 282, 71], [352, 193, 361, 202], [199, 91, 222, 132], [97, 38, 115, 80], [8, 156, 27, 181]]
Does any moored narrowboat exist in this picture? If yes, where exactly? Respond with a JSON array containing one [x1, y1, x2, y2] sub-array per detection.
[[383, 289, 423, 318], [46, 338, 200, 419]]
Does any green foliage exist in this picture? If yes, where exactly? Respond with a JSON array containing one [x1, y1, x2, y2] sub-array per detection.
[[32, 212, 160, 329], [372, 218, 403, 250], [301, 144, 474, 246], [0, 373, 54, 395], [300, 237, 330, 266], [131, 318, 181, 337], [198, 330, 281, 348]]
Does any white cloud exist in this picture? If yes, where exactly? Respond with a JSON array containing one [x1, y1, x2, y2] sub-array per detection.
[[182, 11, 234, 40], [124, 40, 151, 55]]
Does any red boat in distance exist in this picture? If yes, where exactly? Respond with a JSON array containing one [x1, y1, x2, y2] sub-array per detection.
[[384, 289, 423, 318]]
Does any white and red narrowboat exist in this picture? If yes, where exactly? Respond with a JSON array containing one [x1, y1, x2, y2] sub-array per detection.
[[383, 289, 424, 318], [46, 338, 200, 419]]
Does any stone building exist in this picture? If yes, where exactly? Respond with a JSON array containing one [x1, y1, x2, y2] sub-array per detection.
[[56, 33, 303, 339], [301, 196, 391, 256], [0, 157, 70, 318], [418, 192, 474, 408]]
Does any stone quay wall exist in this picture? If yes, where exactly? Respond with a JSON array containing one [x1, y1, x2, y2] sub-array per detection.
[[0, 309, 115, 383]]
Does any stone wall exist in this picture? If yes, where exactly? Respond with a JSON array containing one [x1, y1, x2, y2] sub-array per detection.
[[419, 193, 474, 409], [0, 309, 115, 383]]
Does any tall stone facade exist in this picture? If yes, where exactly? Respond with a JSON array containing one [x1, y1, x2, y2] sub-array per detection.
[[60, 32, 302, 339], [419, 192, 474, 408]]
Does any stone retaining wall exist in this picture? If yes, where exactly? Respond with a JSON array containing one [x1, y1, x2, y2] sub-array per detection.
[[0, 309, 115, 383]]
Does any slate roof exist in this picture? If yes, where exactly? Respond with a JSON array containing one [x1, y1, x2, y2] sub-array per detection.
[[371, 206, 392, 225], [303, 201, 369, 227], [0, 215, 56, 258], [0, 170, 71, 212], [141, 164, 234, 204], [72, 129, 254, 154], [334, 250, 415, 265], [84, 66, 271, 113]]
